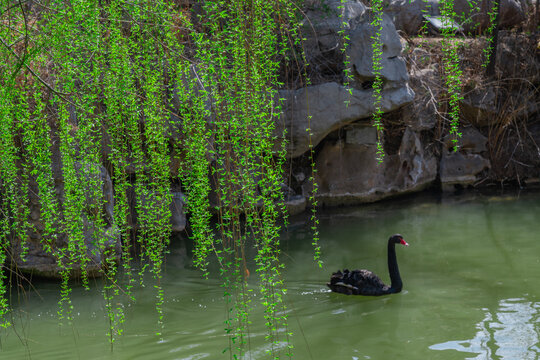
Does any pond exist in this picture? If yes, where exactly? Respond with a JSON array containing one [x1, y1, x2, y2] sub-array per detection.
[[1, 190, 539, 359]]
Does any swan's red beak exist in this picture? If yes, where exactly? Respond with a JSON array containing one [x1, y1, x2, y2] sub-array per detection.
[[400, 239, 409, 246]]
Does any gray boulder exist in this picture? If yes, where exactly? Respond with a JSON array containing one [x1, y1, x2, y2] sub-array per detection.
[[346, 11, 409, 87], [385, 0, 528, 35], [384, 0, 440, 36], [128, 188, 186, 233], [170, 192, 187, 233], [279, 82, 414, 157], [12, 164, 121, 279], [440, 152, 490, 190], [285, 195, 307, 216], [444, 126, 488, 153], [460, 85, 498, 127], [312, 127, 437, 205], [280, 0, 414, 157], [440, 127, 491, 190], [454, 0, 528, 32]]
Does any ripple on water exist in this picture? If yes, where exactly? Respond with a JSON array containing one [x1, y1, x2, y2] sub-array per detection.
[[430, 297, 540, 360], [169, 343, 211, 360]]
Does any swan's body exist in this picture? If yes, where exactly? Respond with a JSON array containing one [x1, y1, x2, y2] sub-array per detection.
[[327, 234, 408, 296]]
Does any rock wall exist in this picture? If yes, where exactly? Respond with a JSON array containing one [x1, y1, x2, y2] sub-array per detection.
[[280, 0, 437, 206], [14, 161, 121, 279], [384, 0, 529, 35], [5, 0, 539, 278], [281, 0, 539, 206]]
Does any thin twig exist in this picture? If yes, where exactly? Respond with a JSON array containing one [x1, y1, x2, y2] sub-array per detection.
[[0, 36, 71, 96]]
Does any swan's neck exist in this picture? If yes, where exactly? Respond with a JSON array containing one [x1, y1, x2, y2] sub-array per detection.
[[387, 242, 402, 292]]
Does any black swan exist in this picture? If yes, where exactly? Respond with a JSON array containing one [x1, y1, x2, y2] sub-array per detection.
[[327, 234, 409, 296]]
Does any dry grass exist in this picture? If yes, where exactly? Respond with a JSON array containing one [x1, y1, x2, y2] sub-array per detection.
[[402, 31, 540, 184]]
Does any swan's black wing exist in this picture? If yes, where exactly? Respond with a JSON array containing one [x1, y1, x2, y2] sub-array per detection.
[[327, 269, 391, 296]]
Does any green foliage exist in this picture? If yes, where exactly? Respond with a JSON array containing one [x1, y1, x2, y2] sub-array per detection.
[[307, 121, 322, 267], [439, 2, 463, 149], [24, 90, 59, 256], [338, 0, 353, 100], [482, 0, 499, 68], [417, 0, 432, 41], [0, 85, 21, 328], [0, 0, 474, 356], [182, 0, 298, 355], [370, 0, 385, 162], [0, 0, 307, 356]]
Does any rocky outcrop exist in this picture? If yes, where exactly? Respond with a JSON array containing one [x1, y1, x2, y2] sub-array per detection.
[[279, 82, 414, 157], [460, 85, 498, 127], [170, 192, 187, 232], [280, 0, 537, 204], [385, 0, 528, 35], [281, 0, 414, 158], [5, 0, 538, 281], [440, 127, 491, 190], [311, 125, 437, 205], [11, 164, 121, 279]]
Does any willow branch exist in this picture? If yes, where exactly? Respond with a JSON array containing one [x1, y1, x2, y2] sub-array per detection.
[[0, 35, 71, 97]]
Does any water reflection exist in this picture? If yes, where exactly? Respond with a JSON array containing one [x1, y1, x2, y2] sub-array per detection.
[[430, 298, 540, 359]]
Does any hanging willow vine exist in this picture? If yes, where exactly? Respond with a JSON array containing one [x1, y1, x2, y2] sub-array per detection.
[[0, 0, 498, 356], [482, 0, 499, 70], [440, 0, 464, 149], [370, 0, 385, 162], [0, 0, 303, 356]]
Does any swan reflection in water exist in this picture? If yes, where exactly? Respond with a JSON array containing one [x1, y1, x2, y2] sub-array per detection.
[[430, 298, 539, 359]]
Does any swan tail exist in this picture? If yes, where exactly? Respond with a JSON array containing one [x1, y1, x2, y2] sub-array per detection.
[[327, 269, 361, 295]]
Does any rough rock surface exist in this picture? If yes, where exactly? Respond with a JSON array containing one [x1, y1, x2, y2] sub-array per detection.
[[346, 11, 409, 87], [440, 127, 491, 190], [280, 0, 414, 158], [445, 126, 488, 153], [128, 189, 187, 233], [312, 126, 437, 205], [440, 152, 490, 190], [170, 192, 187, 233], [285, 195, 307, 216], [460, 85, 498, 127], [384, 0, 440, 35], [456, 0, 529, 32], [385, 0, 528, 35], [458, 32, 539, 128], [280, 82, 414, 157], [497, 32, 540, 83], [11, 164, 121, 278]]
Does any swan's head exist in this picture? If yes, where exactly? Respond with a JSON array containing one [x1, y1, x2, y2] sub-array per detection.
[[390, 234, 409, 247]]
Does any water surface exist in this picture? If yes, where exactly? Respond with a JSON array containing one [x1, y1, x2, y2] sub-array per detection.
[[2, 191, 539, 359]]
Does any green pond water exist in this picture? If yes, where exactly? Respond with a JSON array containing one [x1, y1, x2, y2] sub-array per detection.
[[2, 191, 539, 360]]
